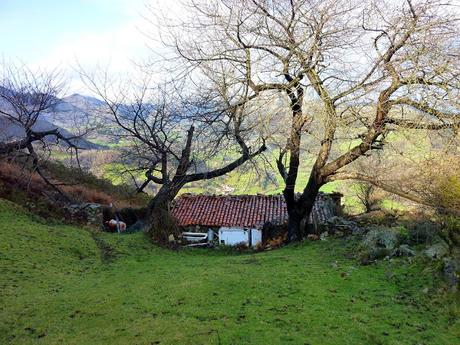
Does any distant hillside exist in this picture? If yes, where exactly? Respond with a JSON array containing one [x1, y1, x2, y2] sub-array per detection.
[[0, 115, 101, 150], [62, 93, 105, 109], [43, 93, 106, 129], [0, 160, 148, 222], [0, 88, 105, 150]]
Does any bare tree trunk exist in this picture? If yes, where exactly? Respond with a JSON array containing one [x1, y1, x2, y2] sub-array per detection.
[[285, 168, 322, 242], [286, 212, 302, 241], [281, 80, 309, 242], [286, 191, 320, 241], [147, 180, 184, 215], [147, 186, 170, 213], [146, 182, 184, 245]]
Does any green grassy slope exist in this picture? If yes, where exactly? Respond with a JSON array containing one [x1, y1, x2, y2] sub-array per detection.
[[1, 198, 459, 345]]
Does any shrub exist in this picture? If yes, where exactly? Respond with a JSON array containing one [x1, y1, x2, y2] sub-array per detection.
[[62, 185, 113, 204], [45, 161, 141, 199], [0, 162, 47, 197], [408, 220, 440, 245], [0, 160, 147, 224], [415, 158, 460, 216], [435, 176, 460, 214], [394, 225, 409, 244], [441, 216, 460, 248], [355, 182, 385, 213]]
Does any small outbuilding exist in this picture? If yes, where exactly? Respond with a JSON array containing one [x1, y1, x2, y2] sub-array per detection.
[[171, 193, 342, 247]]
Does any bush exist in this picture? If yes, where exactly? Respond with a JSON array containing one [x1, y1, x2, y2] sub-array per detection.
[[62, 185, 113, 204], [408, 220, 440, 245], [0, 160, 148, 224], [45, 160, 148, 206], [435, 176, 460, 214], [393, 225, 409, 244], [0, 162, 47, 197], [355, 182, 385, 213], [441, 216, 460, 248], [415, 158, 460, 216]]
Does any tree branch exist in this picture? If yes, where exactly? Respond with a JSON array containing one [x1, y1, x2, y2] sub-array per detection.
[[325, 171, 427, 205], [184, 142, 266, 183]]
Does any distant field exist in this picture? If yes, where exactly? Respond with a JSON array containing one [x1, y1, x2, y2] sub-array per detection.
[[97, 154, 373, 213], [1, 198, 458, 345], [51, 127, 429, 215]]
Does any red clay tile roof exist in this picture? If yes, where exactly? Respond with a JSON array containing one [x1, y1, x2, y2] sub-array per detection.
[[171, 193, 340, 229]]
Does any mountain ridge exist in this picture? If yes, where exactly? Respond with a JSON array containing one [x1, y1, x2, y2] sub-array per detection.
[[0, 88, 105, 150]]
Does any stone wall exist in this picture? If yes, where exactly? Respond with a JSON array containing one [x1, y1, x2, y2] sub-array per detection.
[[66, 203, 104, 228]]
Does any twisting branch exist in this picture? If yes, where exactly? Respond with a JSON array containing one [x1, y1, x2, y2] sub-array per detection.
[[80, 69, 267, 210], [325, 171, 429, 207], [0, 63, 92, 200]]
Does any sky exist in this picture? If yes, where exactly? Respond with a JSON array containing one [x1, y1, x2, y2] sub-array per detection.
[[0, 0, 156, 94]]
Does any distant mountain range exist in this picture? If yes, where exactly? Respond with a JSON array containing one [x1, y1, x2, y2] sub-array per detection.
[[0, 115, 101, 150], [43, 93, 107, 128], [0, 89, 106, 150]]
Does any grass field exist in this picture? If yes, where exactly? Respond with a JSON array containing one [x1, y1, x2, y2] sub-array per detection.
[[1, 198, 459, 345]]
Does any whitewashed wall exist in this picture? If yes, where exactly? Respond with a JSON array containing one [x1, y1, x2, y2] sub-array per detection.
[[218, 227, 262, 247]]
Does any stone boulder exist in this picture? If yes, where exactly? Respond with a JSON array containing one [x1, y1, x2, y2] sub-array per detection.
[[363, 227, 399, 251], [443, 256, 460, 291], [324, 216, 364, 235], [392, 244, 416, 257], [360, 227, 400, 264], [424, 242, 449, 260], [66, 203, 103, 227]]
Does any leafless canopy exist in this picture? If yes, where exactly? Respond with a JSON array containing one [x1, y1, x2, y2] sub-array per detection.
[[150, 0, 459, 239], [0, 63, 92, 199], [80, 70, 267, 211]]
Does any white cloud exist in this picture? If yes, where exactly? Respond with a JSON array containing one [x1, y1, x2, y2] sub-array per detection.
[[27, 1, 188, 95], [35, 22, 146, 89]]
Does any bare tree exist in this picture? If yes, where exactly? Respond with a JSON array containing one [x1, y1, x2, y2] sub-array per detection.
[[0, 63, 91, 199], [150, 0, 460, 241], [80, 70, 266, 241], [355, 182, 382, 213]]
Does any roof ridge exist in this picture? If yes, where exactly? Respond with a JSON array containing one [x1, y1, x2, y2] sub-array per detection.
[[177, 193, 285, 198]]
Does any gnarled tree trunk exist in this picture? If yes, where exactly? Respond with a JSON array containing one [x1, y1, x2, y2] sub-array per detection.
[[147, 181, 184, 245], [285, 169, 322, 241]]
